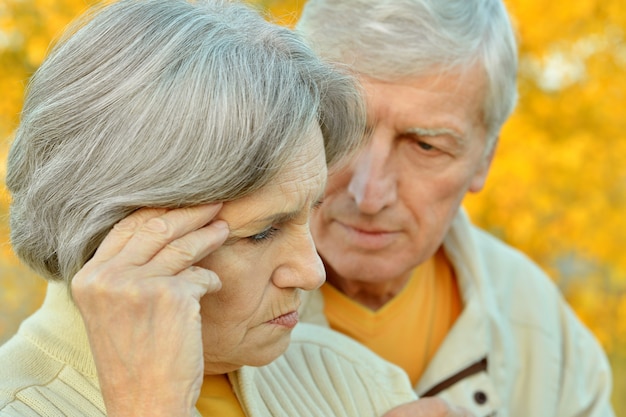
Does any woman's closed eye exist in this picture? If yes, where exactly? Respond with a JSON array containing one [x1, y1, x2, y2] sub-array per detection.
[[312, 199, 324, 211], [247, 226, 280, 244]]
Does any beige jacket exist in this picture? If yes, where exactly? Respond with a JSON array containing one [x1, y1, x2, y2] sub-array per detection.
[[300, 210, 615, 417], [0, 282, 417, 416]]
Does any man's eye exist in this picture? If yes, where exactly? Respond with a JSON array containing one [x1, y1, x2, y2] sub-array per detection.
[[400, 133, 438, 153], [247, 226, 280, 244], [417, 141, 435, 151]]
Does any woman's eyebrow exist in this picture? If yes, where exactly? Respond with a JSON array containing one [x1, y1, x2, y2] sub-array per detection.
[[248, 192, 325, 226], [220, 210, 299, 246], [224, 186, 326, 244], [255, 210, 300, 225]]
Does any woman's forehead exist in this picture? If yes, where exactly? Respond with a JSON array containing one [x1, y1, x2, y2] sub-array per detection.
[[217, 133, 327, 229]]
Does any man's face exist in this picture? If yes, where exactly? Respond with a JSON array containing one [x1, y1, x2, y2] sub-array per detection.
[[311, 65, 494, 287]]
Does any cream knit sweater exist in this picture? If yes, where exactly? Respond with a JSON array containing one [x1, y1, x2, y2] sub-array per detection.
[[0, 282, 416, 416]]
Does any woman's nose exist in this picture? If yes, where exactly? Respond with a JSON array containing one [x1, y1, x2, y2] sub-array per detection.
[[272, 228, 325, 291]]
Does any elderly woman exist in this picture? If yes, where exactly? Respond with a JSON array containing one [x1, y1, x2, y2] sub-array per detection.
[[0, 0, 418, 416]]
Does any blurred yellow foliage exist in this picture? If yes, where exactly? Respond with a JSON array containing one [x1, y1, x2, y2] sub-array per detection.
[[0, 0, 624, 412]]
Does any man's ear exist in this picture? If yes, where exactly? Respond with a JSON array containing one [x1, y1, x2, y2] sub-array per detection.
[[468, 137, 498, 193]]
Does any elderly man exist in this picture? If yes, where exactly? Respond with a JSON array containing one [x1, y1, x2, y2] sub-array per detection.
[[296, 0, 615, 416]]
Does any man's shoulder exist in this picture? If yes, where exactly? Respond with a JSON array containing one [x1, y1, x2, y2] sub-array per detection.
[[448, 212, 565, 330], [473, 225, 555, 294], [449, 211, 557, 293], [460, 215, 545, 273]]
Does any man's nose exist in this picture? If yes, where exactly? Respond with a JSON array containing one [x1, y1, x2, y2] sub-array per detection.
[[347, 134, 397, 214]]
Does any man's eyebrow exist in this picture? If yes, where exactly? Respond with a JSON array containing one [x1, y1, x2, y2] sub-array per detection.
[[405, 127, 465, 144]]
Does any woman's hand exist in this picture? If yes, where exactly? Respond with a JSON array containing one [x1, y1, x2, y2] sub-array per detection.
[[72, 204, 229, 417]]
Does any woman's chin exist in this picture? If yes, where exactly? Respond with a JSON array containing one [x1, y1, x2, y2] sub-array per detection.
[[204, 332, 293, 372], [250, 333, 293, 367]]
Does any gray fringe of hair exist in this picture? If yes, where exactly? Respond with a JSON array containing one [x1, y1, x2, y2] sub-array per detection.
[[296, 0, 519, 147], [7, 0, 366, 283]]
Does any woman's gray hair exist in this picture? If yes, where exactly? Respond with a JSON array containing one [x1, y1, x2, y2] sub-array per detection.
[[296, 0, 518, 147], [7, 0, 366, 283]]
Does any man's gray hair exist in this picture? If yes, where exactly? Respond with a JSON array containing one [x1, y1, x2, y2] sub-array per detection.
[[296, 0, 518, 146], [7, 0, 366, 283]]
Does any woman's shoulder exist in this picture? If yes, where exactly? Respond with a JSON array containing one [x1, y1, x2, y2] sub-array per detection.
[[0, 332, 51, 407], [0, 330, 105, 416]]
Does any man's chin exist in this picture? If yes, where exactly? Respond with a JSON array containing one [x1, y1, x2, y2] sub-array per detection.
[[324, 253, 410, 284]]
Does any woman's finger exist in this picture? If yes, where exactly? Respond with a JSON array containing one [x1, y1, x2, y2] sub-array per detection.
[[145, 221, 229, 275], [91, 208, 167, 263], [176, 266, 223, 300], [113, 204, 224, 267]]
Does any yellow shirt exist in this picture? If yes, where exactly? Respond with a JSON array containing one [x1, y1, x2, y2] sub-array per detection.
[[196, 374, 245, 417], [321, 249, 462, 386]]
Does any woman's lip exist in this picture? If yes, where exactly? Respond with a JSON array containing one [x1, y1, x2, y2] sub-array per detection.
[[267, 311, 299, 328]]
